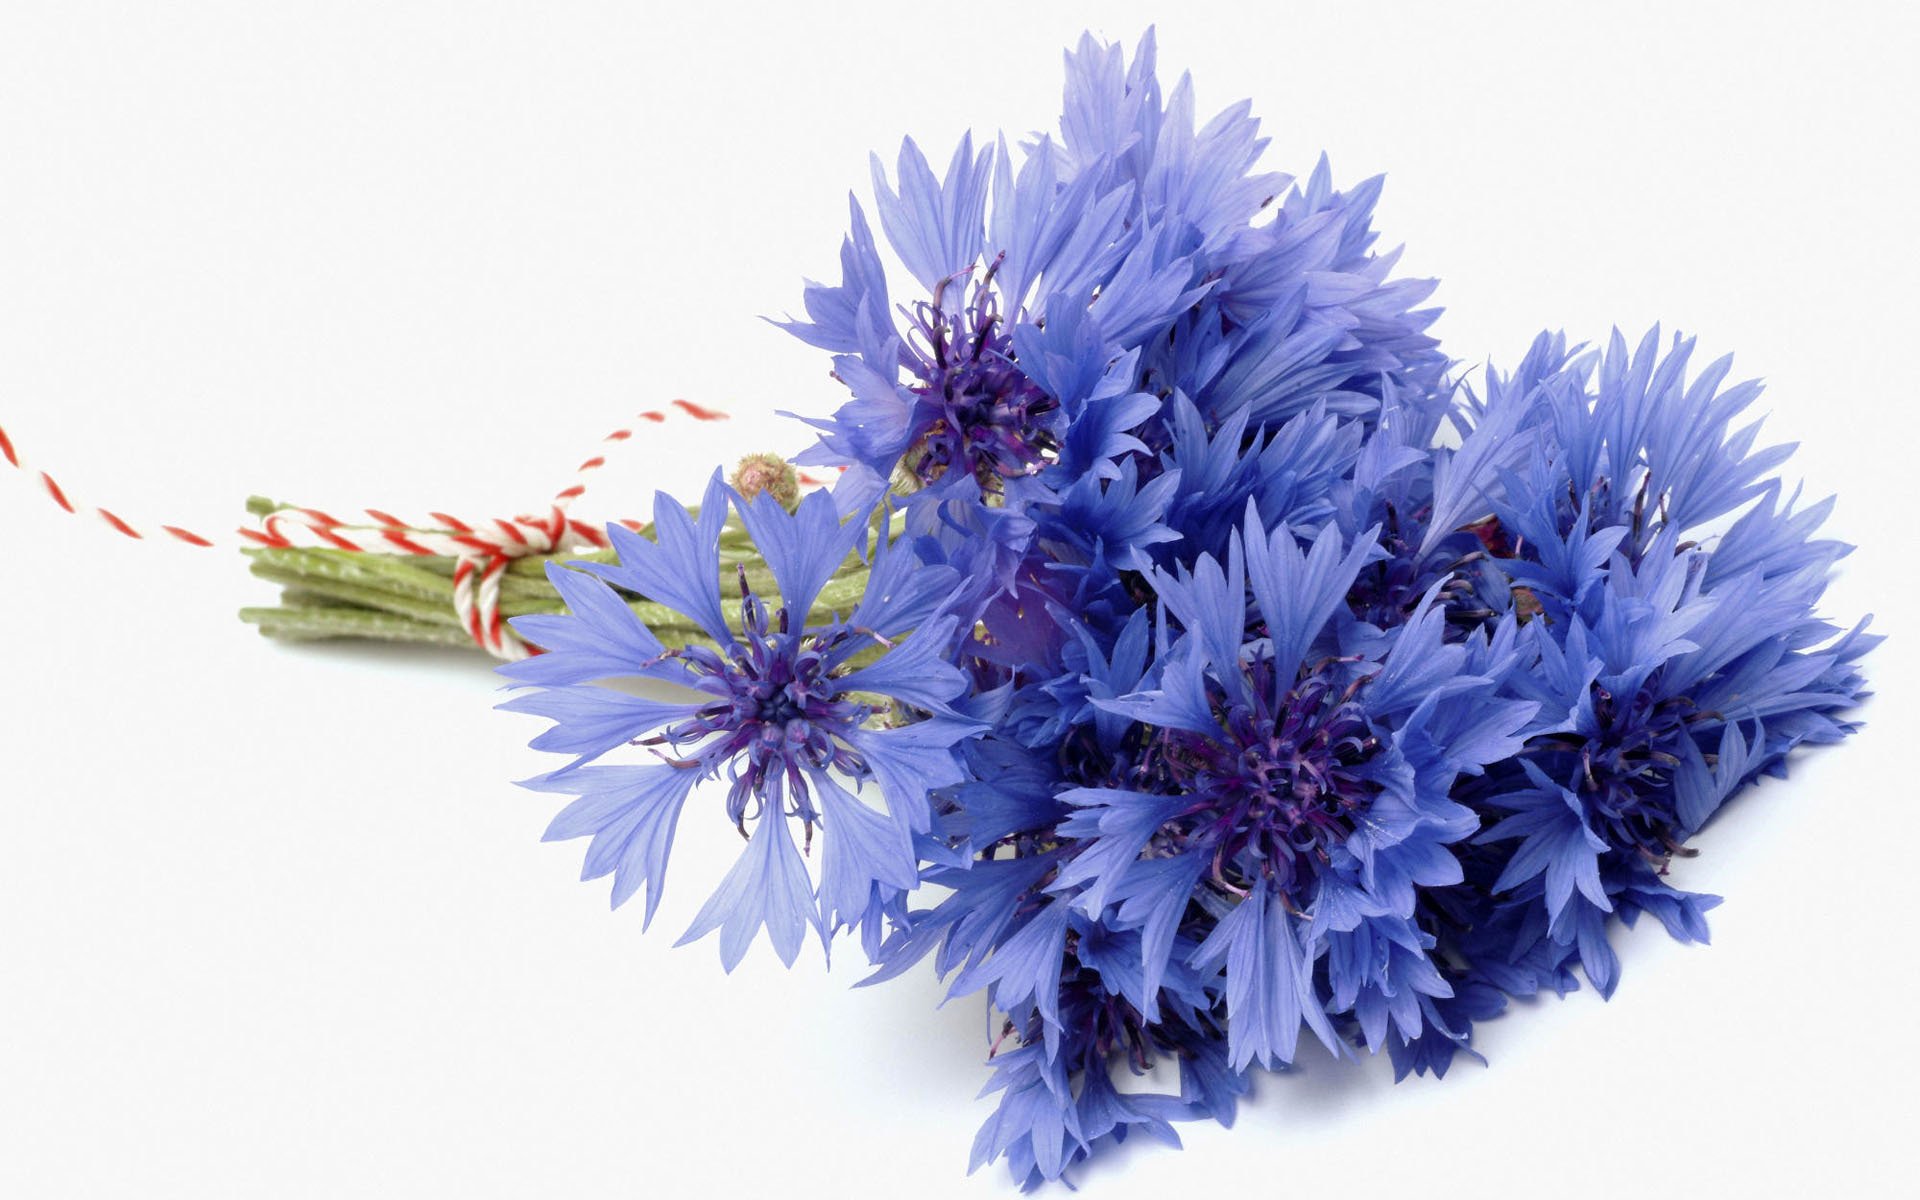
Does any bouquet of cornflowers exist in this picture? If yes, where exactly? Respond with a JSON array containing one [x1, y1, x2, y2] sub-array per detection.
[[480, 32, 1873, 1188]]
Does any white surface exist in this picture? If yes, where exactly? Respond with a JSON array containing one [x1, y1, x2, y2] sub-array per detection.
[[2, 3, 1915, 1196]]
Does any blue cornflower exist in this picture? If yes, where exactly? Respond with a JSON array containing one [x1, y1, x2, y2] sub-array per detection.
[[773, 30, 1458, 732], [1438, 328, 1876, 999], [1064, 512, 1535, 1070], [1327, 335, 1578, 636], [962, 908, 1229, 1190], [860, 611, 1243, 1187], [498, 473, 979, 968], [779, 130, 1163, 509], [868, 510, 1537, 1186], [1152, 392, 1362, 571], [778, 29, 1440, 530], [869, 850, 1237, 1190]]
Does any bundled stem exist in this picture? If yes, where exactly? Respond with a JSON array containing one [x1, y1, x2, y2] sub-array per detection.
[[236, 495, 887, 655]]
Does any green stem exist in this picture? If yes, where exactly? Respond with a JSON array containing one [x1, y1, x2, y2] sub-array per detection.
[[240, 604, 476, 646], [237, 496, 893, 657], [248, 561, 465, 628]]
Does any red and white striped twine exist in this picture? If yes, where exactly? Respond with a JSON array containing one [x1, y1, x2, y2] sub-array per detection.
[[1, 398, 828, 660], [0, 422, 218, 548]]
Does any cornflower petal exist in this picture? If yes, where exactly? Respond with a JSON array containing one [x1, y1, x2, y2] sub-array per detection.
[[588, 472, 734, 646], [676, 806, 819, 972], [495, 687, 702, 767], [523, 764, 703, 925]]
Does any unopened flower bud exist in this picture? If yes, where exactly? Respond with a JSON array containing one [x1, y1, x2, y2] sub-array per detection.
[[730, 452, 801, 509]]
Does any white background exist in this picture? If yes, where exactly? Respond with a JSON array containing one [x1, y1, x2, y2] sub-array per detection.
[[2, 3, 1916, 1196]]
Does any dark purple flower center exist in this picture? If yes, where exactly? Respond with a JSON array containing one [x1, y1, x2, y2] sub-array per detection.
[[1154, 655, 1381, 906], [995, 926, 1160, 1074], [1346, 509, 1495, 630], [1534, 685, 1710, 871], [649, 573, 874, 839], [1057, 724, 1148, 793], [902, 279, 1058, 490]]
